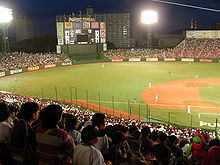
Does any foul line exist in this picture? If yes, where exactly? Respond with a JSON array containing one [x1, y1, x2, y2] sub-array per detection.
[[198, 112, 220, 119]]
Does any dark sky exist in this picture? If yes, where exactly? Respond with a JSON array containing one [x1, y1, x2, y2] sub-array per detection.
[[1, 0, 220, 36]]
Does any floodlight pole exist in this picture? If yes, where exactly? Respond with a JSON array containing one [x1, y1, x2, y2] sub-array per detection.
[[0, 23, 10, 55], [146, 25, 152, 49]]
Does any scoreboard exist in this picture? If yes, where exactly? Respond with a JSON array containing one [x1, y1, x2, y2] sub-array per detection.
[[56, 17, 106, 45]]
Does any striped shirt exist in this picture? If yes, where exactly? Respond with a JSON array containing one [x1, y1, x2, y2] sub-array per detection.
[[36, 124, 75, 158]]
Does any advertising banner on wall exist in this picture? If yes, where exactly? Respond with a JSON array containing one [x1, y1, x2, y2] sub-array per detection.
[[57, 45, 61, 54], [186, 30, 220, 39], [64, 22, 73, 29], [28, 66, 40, 71], [73, 22, 82, 29], [145, 58, 159, 61], [61, 62, 72, 66], [103, 43, 107, 51], [181, 58, 194, 62], [164, 58, 176, 62], [100, 30, 106, 38], [45, 64, 56, 68], [10, 69, 23, 75], [200, 59, 213, 63], [129, 58, 141, 62], [57, 38, 64, 45], [95, 30, 100, 43], [83, 22, 90, 29], [101, 38, 106, 43], [100, 22, 106, 30], [91, 22, 99, 29], [56, 22, 64, 39], [112, 59, 123, 62], [0, 72, 5, 77]]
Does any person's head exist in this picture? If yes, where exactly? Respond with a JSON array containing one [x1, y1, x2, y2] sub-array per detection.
[[17, 102, 39, 122], [81, 125, 101, 145], [40, 104, 63, 129], [159, 132, 167, 143], [111, 131, 126, 146], [141, 126, 151, 138], [92, 113, 105, 129], [167, 135, 178, 145], [65, 115, 80, 132], [0, 102, 10, 122]]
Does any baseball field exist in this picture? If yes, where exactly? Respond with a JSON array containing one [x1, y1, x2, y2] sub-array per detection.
[[1, 61, 220, 129]]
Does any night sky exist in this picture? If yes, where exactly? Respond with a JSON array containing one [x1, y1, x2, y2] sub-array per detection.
[[1, 0, 220, 37]]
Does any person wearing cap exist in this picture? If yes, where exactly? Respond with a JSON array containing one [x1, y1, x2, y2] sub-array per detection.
[[72, 125, 106, 165]]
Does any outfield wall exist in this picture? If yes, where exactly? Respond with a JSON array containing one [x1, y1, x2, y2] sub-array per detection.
[[1, 57, 220, 78]]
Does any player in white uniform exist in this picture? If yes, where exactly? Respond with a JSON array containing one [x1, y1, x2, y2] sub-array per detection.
[[155, 95, 159, 102], [187, 104, 191, 113]]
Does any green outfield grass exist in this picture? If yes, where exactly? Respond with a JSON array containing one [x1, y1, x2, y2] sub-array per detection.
[[1, 62, 220, 129]]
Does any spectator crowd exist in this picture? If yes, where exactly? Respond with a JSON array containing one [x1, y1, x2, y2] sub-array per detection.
[[0, 91, 220, 165], [0, 52, 72, 72], [104, 38, 220, 60]]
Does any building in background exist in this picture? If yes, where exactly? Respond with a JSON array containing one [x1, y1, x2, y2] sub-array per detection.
[[95, 12, 135, 48], [14, 14, 33, 42]]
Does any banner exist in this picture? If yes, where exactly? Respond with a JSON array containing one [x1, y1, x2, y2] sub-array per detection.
[[101, 38, 106, 44], [56, 22, 64, 39], [73, 22, 82, 29], [129, 58, 141, 62], [103, 43, 107, 51], [57, 38, 64, 45], [100, 22, 106, 30], [61, 62, 72, 66], [45, 64, 56, 68], [181, 58, 194, 62], [186, 30, 220, 39], [100, 30, 106, 38], [200, 59, 213, 63], [145, 58, 159, 61], [83, 22, 90, 29], [112, 59, 123, 62], [28, 66, 40, 71], [91, 22, 99, 29], [164, 58, 176, 61], [10, 69, 22, 75], [0, 72, 5, 77], [218, 60, 220, 63], [64, 22, 73, 29]]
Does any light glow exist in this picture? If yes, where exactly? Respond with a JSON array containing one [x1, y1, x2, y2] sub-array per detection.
[[141, 10, 158, 24], [0, 7, 13, 23]]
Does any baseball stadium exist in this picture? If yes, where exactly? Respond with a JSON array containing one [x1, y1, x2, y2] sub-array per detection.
[[1, 2, 220, 165]]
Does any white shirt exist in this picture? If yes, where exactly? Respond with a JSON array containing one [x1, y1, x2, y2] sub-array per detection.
[[73, 144, 106, 165], [93, 135, 109, 155], [69, 130, 81, 145]]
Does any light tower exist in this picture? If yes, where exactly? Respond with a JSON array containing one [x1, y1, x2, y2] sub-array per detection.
[[0, 7, 13, 55], [141, 10, 158, 48]]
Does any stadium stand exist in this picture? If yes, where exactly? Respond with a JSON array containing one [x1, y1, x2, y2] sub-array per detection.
[[0, 91, 218, 164]]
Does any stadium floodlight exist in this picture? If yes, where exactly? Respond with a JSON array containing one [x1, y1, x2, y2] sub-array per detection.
[[141, 10, 158, 24], [0, 7, 13, 54], [0, 7, 13, 23]]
